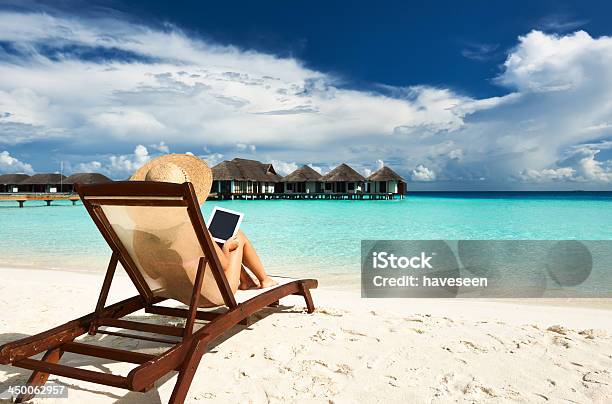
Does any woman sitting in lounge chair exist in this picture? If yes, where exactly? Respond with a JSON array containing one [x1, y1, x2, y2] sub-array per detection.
[[130, 154, 278, 294]]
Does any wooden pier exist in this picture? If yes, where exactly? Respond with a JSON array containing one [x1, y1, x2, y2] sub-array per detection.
[[0, 191, 403, 207], [209, 192, 403, 200], [0, 193, 81, 207]]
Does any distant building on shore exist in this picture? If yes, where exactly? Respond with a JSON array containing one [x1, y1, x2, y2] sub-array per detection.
[[366, 166, 407, 195], [0, 159, 407, 200], [320, 163, 366, 194], [0, 174, 30, 193], [64, 173, 113, 193], [281, 165, 322, 193], [0, 172, 113, 194], [206, 158, 408, 199], [211, 158, 282, 196], [19, 173, 67, 193]]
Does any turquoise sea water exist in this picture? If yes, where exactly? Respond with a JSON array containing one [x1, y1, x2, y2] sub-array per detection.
[[1, 193, 611, 288]]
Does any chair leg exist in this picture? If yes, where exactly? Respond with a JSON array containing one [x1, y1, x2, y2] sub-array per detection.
[[168, 339, 207, 404], [300, 285, 315, 314], [15, 348, 63, 403]]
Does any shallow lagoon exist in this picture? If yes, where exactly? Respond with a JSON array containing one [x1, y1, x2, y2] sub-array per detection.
[[1, 193, 611, 288]]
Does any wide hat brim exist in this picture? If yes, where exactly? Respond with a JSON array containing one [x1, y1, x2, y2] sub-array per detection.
[[130, 154, 212, 205]]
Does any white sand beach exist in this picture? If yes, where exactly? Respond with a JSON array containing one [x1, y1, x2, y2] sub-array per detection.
[[0, 267, 611, 403]]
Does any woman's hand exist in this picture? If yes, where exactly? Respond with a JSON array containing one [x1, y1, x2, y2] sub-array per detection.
[[222, 236, 241, 254]]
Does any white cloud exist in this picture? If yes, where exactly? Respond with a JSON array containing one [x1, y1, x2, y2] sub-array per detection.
[[0, 150, 34, 174], [411, 165, 436, 181], [558, 142, 612, 182], [199, 152, 224, 167], [269, 160, 298, 176], [77, 145, 150, 178], [361, 159, 385, 177], [448, 149, 464, 160], [498, 30, 612, 92], [236, 143, 256, 153], [110, 144, 150, 173], [149, 141, 170, 153], [519, 141, 612, 183], [517, 167, 576, 182], [461, 42, 500, 61], [0, 88, 49, 126], [307, 163, 323, 174], [75, 160, 103, 173], [90, 111, 165, 136], [537, 15, 588, 33], [0, 11, 493, 151]]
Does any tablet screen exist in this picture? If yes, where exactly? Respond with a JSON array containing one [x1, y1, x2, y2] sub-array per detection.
[[208, 209, 242, 242]]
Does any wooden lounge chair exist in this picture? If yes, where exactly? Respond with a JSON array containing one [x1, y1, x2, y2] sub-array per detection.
[[0, 181, 317, 403]]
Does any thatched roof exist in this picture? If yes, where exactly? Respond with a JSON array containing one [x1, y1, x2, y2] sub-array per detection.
[[0, 173, 30, 184], [367, 166, 406, 182], [281, 165, 322, 182], [320, 163, 365, 182], [212, 160, 242, 180], [20, 173, 67, 184], [212, 158, 281, 182], [65, 173, 113, 185]]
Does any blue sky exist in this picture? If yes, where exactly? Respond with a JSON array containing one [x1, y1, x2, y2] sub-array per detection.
[[114, 0, 611, 98], [0, 0, 612, 189]]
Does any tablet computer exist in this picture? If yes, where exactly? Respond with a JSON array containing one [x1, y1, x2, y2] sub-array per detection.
[[206, 206, 244, 244]]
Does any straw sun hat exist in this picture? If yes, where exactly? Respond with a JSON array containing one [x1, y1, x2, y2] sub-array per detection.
[[130, 154, 213, 204]]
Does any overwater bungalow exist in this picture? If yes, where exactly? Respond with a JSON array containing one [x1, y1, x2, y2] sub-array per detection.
[[366, 166, 407, 196], [0, 174, 30, 193], [211, 158, 282, 198], [319, 163, 366, 193], [281, 165, 322, 193], [19, 173, 67, 193], [64, 173, 113, 193]]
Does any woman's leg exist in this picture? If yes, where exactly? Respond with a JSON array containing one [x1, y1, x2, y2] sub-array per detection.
[[238, 265, 259, 290], [211, 238, 244, 294], [235, 230, 277, 288], [211, 231, 277, 290]]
